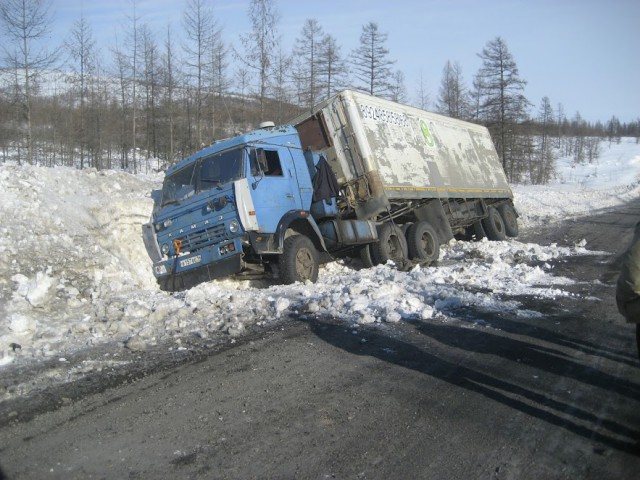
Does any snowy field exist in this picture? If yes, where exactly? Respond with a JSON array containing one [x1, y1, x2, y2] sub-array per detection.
[[1, 138, 639, 399]]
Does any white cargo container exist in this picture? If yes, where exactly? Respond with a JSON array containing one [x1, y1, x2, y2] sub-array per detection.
[[293, 89, 518, 266]]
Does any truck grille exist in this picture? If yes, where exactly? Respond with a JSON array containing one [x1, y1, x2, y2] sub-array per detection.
[[179, 224, 228, 253]]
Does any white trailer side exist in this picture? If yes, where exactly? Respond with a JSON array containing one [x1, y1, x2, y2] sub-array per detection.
[[294, 90, 512, 217]]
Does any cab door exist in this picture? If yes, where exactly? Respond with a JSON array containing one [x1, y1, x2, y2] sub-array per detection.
[[248, 147, 303, 233]]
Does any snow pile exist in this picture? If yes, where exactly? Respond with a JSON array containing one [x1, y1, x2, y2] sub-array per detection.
[[0, 138, 639, 388], [0, 166, 158, 366]]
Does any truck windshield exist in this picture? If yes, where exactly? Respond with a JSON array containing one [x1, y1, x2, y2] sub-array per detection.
[[160, 148, 245, 207]]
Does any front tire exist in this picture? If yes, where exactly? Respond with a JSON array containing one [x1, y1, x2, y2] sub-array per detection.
[[279, 235, 319, 284]]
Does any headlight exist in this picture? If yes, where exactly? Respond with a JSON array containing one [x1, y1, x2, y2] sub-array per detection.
[[155, 218, 173, 231], [161, 243, 170, 255], [229, 220, 240, 233]]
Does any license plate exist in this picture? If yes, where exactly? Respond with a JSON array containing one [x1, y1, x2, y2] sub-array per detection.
[[179, 255, 202, 268]]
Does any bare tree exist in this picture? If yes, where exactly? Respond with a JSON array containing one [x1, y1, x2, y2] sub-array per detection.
[[112, 35, 130, 170], [389, 70, 407, 103], [161, 24, 179, 165], [318, 33, 347, 101], [533, 96, 556, 184], [272, 46, 292, 123], [183, 0, 218, 146], [0, 0, 58, 164], [140, 23, 159, 169], [239, 0, 280, 120], [123, 0, 141, 173], [65, 10, 97, 169], [208, 28, 229, 140], [350, 22, 395, 98], [414, 72, 430, 110], [606, 115, 622, 146], [235, 66, 251, 126], [293, 18, 324, 108], [436, 61, 468, 119]]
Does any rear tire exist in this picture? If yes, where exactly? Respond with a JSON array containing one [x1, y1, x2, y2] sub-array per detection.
[[279, 235, 319, 284], [482, 207, 506, 241], [359, 244, 376, 268], [498, 203, 519, 237], [406, 221, 440, 264], [370, 222, 408, 266]]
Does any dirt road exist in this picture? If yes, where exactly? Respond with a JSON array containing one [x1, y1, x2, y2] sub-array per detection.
[[1, 202, 640, 479]]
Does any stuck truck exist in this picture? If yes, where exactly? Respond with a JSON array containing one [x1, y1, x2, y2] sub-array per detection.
[[142, 89, 518, 291]]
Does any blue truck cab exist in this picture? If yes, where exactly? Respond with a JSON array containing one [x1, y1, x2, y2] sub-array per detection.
[[142, 124, 376, 291]]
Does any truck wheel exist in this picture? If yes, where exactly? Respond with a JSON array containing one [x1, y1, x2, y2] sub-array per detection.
[[406, 221, 440, 264], [460, 221, 486, 241], [158, 276, 183, 292], [279, 235, 319, 284], [482, 207, 506, 241], [371, 223, 408, 266], [359, 244, 376, 268], [498, 203, 519, 237]]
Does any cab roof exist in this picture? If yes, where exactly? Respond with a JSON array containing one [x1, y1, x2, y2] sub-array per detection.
[[165, 125, 299, 176]]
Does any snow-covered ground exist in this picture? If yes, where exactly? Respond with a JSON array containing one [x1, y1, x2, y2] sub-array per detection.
[[1, 138, 639, 400]]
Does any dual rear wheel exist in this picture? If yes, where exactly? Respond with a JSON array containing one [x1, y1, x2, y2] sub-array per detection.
[[481, 204, 519, 241], [363, 220, 440, 268]]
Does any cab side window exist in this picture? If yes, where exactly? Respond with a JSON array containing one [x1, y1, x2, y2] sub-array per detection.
[[263, 150, 283, 176], [251, 148, 283, 177]]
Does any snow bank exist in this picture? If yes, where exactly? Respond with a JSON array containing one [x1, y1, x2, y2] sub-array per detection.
[[1, 138, 639, 386], [514, 137, 640, 228]]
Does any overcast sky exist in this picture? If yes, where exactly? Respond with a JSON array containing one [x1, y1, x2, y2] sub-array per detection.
[[49, 0, 639, 123]]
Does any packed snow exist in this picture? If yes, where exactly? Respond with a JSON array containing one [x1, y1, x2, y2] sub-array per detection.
[[1, 138, 639, 400]]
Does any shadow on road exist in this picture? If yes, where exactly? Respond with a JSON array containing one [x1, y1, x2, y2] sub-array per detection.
[[482, 314, 640, 369], [304, 316, 640, 455], [418, 321, 640, 401]]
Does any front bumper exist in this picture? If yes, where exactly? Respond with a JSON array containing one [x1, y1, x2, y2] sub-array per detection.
[[152, 237, 243, 280]]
